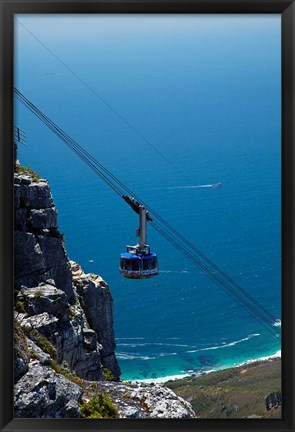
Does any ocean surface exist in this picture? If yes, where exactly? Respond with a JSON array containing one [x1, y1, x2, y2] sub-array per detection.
[[15, 14, 281, 381]]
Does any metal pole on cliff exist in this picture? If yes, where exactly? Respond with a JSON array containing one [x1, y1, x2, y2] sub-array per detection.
[[13, 127, 27, 170], [14, 141, 17, 171]]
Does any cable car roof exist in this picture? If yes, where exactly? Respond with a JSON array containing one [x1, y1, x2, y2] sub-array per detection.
[[120, 251, 157, 259]]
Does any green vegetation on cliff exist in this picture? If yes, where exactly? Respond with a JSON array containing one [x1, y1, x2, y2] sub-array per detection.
[[24, 328, 57, 360], [17, 165, 40, 181], [79, 393, 119, 418]]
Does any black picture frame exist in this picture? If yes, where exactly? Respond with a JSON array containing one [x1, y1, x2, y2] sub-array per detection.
[[0, 1, 294, 431]]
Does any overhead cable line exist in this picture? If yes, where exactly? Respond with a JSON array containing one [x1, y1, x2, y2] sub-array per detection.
[[150, 220, 279, 338], [14, 87, 281, 339], [16, 18, 255, 241]]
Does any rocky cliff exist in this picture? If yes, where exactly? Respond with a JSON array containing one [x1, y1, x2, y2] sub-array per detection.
[[14, 170, 120, 381], [14, 167, 196, 419]]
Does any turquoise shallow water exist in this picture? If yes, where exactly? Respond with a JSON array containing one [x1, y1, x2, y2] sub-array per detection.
[[15, 14, 281, 380]]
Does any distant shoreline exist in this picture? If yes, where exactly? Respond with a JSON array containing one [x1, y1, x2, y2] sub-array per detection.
[[129, 349, 281, 384]]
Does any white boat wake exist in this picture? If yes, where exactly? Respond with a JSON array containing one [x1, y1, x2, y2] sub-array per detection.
[[167, 183, 222, 190]]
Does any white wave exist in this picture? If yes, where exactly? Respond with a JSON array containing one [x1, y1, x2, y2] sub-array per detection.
[[116, 353, 156, 361], [131, 373, 193, 384], [116, 337, 181, 341], [159, 343, 195, 347], [117, 343, 150, 347], [117, 342, 195, 348], [234, 350, 281, 367], [186, 333, 260, 354], [273, 320, 281, 327], [117, 351, 177, 360], [159, 352, 178, 357]]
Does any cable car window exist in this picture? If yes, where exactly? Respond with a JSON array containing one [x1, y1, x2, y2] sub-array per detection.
[[131, 259, 140, 271], [142, 259, 150, 270], [151, 258, 157, 269], [124, 259, 132, 270]]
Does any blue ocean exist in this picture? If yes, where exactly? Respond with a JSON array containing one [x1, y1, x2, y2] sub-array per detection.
[[15, 14, 281, 381]]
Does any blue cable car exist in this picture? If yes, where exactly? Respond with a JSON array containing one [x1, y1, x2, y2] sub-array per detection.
[[119, 200, 159, 279], [120, 245, 159, 279]]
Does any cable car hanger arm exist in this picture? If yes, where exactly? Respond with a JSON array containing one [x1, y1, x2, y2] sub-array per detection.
[[122, 195, 153, 222]]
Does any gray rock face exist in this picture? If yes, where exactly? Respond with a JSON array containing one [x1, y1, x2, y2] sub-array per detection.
[[30, 207, 57, 229], [14, 232, 73, 301], [53, 311, 104, 381], [14, 361, 83, 418], [83, 329, 98, 352], [26, 338, 52, 366], [89, 381, 196, 418], [15, 208, 27, 230], [14, 357, 29, 384], [20, 181, 54, 209], [14, 184, 21, 208], [37, 235, 67, 269], [18, 283, 68, 317], [79, 279, 115, 354], [14, 321, 30, 383], [39, 263, 73, 304], [18, 308, 105, 381], [71, 261, 121, 380], [20, 312, 59, 336], [14, 174, 73, 301], [14, 231, 45, 276], [126, 383, 196, 418]]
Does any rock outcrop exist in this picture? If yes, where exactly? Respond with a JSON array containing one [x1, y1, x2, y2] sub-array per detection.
[[18, 282, 68, 317], [71, 261, 121, 379], [92, 381, 196, 418], [14, 361, 83, 418], [265, 391, 282, 411]]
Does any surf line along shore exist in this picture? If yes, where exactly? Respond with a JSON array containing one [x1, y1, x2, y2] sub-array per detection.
[[130, 350, 281, 384]]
